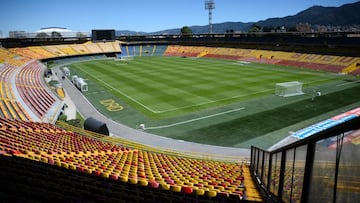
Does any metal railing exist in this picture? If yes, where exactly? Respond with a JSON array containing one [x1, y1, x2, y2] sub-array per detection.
[[250, 116, 360, 203]]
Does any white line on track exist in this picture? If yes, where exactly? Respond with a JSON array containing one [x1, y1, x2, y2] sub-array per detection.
[[145, 107, 246, 130]]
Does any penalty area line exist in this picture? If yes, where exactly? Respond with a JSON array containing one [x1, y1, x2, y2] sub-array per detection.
[[145, 107, 246, 130]]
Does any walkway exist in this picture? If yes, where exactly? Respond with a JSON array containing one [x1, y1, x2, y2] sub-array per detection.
[[54, 67, 251, 160]]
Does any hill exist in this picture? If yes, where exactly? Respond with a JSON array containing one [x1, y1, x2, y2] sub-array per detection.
[[257, 1, 360, 28], [116, 1, 360, 35]]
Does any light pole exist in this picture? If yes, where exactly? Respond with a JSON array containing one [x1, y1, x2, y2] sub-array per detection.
[[205, 0, 215, 34]]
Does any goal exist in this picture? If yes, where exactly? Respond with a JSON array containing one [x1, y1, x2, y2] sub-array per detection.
[[275, 81, 304, 97], [114, 55, 134, 61]]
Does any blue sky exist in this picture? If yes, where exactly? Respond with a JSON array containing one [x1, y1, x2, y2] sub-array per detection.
[[0, 0, 358, 36]]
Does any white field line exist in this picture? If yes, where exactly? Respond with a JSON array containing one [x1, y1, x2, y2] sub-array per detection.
[[156, 89, 272, 113], [304, 78, 336, 85], [146, 107, 246, 130], [336, 80, 359, 87], [79, 68, 160, 113]]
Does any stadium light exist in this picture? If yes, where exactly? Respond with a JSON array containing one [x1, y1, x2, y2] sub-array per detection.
[[205, 0, 215, 34]]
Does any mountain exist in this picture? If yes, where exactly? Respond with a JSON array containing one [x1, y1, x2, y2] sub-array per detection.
[[257, 1, 360, 28], [116, 1, 360, 35]]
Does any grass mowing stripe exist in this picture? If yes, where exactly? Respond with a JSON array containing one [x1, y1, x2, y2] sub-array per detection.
[[187, 84, 360, 147], [77, 65, 159, 113]]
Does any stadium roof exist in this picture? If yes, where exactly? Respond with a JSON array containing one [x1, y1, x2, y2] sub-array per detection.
[[34, 27, 82, 38], [36, 27, 73, 33]]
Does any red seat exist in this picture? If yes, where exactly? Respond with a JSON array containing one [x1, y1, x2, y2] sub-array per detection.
[[181, 186, 193, 194], [149, 180, 159, 189]]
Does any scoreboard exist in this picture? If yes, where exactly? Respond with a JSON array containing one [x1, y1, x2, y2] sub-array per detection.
[[91, 29, 115, 42]]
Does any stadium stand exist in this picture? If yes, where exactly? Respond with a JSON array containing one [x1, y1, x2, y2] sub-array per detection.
[[0, 64, 32, 121], [28, 46, 56, 59], [120, 45, 167, 57], [55, 44, 80, 55], [96, 41, 120, 53], [0, 47, 30, 66], [5, 43, 359, 76], [9, 47, 46, 60], [152, 45, 168, 56], [15, 61, 59, 120], [5, 41, 121, 61], [70, 43, 91, 54], [84, 41, 103, 53], [163, 45, 202, 57], [0, 117, 262, 202], [164, 45, 360, 75], [43, 45, 67, 57]]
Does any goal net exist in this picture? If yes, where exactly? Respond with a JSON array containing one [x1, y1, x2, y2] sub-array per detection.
[[114, 55, 134, 61], [275, 81, 304, 97]]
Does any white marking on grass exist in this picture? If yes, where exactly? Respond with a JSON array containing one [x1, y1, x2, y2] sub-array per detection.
[[155, 89, 272, 113], [115, 63, 128, 66], [232, 61, 251, 65], [336, 80, 359, 87], [79, 68, 160, 113], [85, 90, 107, 95], [145, 107, 246, 130], [301, 78, 336, 87]]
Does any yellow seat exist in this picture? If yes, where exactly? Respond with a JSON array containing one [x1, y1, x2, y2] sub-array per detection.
[[196, 189, 205, 196], [207, 190, 217, 198], [171, 185, 182, 192], [160, 183, 170, 190], [138, 179, 148, 186], [101, 172, 110, 178], [119, 175, 128, 183], [129, 177, 138, 185], [61, 162, 69, 169]]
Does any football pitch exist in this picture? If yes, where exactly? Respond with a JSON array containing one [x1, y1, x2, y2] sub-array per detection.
[[68, 57, 360, 148]]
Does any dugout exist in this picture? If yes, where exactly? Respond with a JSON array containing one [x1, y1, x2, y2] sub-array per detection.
[[62, 67, 70, 76], [75, 77, 88, 92], [84, 117, 109, 136]]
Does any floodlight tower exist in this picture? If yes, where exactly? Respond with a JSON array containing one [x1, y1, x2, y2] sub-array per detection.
[[205, 0, 215, 34]]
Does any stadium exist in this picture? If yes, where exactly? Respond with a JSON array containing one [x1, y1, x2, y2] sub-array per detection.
[[1, 2, 360, 203]]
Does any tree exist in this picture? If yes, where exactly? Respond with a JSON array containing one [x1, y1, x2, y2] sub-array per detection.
[[58, 114, 67, 122], [76, 32, 87, 38], [249, 24, 262, 32], [51, 31, 62, 38], [288, 26, 298, 32], [262, 26, 272, 32], [180, 26, 192, 36], [226, 29, 234, 33], [36, 32, 50, 39]]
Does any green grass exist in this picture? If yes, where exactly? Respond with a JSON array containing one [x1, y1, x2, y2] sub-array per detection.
[[68, 57, 360, 148]]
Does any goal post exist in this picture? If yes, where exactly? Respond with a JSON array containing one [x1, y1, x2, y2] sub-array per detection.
[[275, 81, 304, 97]]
